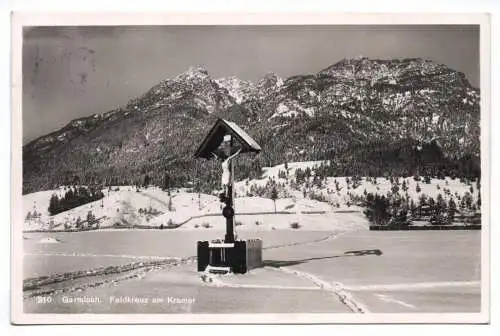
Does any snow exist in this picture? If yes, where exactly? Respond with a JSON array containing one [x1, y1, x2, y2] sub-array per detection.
[[22, 184, 337, 231], [269, 103, 298, 119], [304, 107, 315, 117], [235, 161, 479, 216], [432, 113, 440, 125], [23, 187, 211, 231], [318, 176, 479, 207], [178, 211, 366, 232], [205, 267, 320, 290], [194, 98, 209, 110], [233, 160, 325, 195], [276, 76, 284, 88], [261, 160, 325, 180], [276, 103, 289, 114], [38, 237, 61, 244], [23, 161, 481, 315], [277, 229, 481, 313], [178, 65, 210, 81], [22, 160, 479, 233], [23, 228, 480, 314], [23, 188, 67, 218], [22, 184, 358, 232], [270, 100, 317, 120], [215, 77, 255, 104]]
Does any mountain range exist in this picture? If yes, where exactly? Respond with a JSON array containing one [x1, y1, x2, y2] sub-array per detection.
[[23, 57, 481, 194]]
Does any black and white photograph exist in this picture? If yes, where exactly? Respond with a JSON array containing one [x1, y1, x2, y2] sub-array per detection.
[[11, 13, 490, 324]]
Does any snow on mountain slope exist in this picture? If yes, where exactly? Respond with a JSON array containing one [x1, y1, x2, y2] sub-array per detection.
[[215, 76, 256, 104], [261, 161, 325, 179]]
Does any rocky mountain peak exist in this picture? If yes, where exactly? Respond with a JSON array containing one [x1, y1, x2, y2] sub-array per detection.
[[23, 57, 480, 194], [186, 65, 210, 76], [258, 72, 284, 90], [173, 65, 211, 82]]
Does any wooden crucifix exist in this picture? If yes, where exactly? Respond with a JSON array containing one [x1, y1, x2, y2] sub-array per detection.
[[195, 119, 261, 243]]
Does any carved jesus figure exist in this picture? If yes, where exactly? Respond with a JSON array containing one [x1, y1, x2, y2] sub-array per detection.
[[212, 148, 242, 197]]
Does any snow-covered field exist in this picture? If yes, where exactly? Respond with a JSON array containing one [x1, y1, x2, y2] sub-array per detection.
[[20, 161, 483, 315], [23, 228, 481, 314], [265, 229, 481, 313], [23, 230, 341, 278]]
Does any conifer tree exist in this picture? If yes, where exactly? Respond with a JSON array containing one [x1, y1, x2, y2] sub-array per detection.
[[48, 194, 60, 216], [448, 197, 457, 221], [271, 186, 278, 213]]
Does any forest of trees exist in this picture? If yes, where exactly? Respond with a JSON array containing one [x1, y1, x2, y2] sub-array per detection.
[[23, 127, 480, 195], [48, 186, 105, 216], [362, 190, 481, 228]]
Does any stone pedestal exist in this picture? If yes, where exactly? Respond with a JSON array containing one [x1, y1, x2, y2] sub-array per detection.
[[197, 239, 263, 274]]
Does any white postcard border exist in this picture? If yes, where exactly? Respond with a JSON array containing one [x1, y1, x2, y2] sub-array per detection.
[[10, 11, 491, 325]]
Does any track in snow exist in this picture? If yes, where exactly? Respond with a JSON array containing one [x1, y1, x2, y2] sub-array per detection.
[[276, 267, 370, 313], [201, 229, 369, 313], [23, 257, 196, 299], [25, 229, 364, 314], [343, 281, 480, 292]]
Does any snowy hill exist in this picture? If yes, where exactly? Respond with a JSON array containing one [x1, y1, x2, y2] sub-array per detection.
[[22, 187, 341, 232], [237, 160, 479, 207], [22, 159, 480, 232]]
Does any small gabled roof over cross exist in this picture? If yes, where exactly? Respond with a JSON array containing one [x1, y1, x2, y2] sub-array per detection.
[[195, 118, 262, 159]]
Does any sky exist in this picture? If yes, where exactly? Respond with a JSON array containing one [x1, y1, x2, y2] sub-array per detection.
[[22, 25, 479, 144]]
